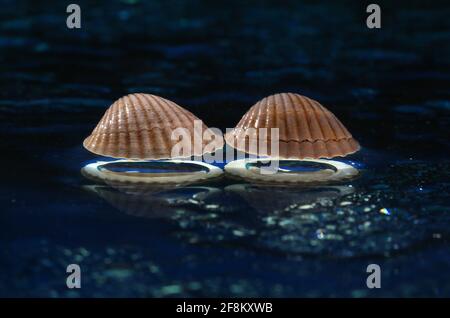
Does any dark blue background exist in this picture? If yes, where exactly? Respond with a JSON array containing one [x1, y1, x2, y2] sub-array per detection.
[[1, 0, 449, 297]]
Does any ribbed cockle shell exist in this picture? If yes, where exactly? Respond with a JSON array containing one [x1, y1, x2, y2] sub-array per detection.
[[83, 93, 223, 159], [224, 93, 360, 159]]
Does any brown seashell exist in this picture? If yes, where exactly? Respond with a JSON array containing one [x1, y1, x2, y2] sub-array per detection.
[[83, 93, 223, 159], [224, 93, 360, 159]]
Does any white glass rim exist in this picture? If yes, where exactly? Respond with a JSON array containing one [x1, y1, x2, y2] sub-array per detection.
[[81, 159, 223, 184], [224, 158, 359, 184]]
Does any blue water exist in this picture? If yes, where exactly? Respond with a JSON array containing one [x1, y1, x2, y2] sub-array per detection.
[[1, 0, 450, 297]]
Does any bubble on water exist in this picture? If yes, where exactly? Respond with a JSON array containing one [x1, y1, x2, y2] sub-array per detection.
[[380, 208, 390, 215]]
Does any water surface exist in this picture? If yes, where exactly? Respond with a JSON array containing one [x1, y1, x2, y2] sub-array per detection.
[[1, 0, 450, 297]]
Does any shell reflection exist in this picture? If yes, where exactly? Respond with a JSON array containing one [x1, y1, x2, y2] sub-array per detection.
[[84, 184, 221, 219], [226, 183, 355, 215]]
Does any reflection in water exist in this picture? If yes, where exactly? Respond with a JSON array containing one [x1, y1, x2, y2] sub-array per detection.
[[82, 162, 224, 218], [81, 166, 435, 259], [83, 163, 355, 220], [83, 183, 222, 219], [226, 183, 354, 215]]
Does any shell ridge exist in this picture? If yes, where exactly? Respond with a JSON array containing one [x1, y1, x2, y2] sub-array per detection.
[[304, 95, 326, 140], [240, 102, 254, 128], [125, 95, 143, 158], [234, 101, 257, 141], [235, 112, 248, 131], [316, 101, 339, 140], [246, 136, 356, 143], [139, 94, 163, 138], [143, 94, 166, 127], [119, 96, 137, 156], [103, 97, 121, 156], [87, 126, 193, 135], [310, 138, 317, 158], [120, 97, 131, 158], [240, 99, 256, 131], [162, 97, 207, 156], [245, 97, 263, 128], [283, 94, 294, 141], [108, 97, 122, 156], [243, 98, 262, 140], [97, 98, 116, 156], [91, 107, 108, 136], [285, 139, 359, 158], [100, 101, 116, 154], [336, 138, 349, 155], [265, 95, 273, 129], [249, 97, 264, 129], [293, 93, 314, 140], [161, 100, 198, 154], [285, 93, 300, 142], [274, 93, 284, 141], [133, 94, 154, 157], [134, 93, 152, 131], [167, 98, 202, 154], [147, 94, 173, 156], [166, 99, 194, 129]]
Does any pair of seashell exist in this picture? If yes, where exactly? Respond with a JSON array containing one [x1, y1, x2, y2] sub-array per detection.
[[84, 93, 360, 160]]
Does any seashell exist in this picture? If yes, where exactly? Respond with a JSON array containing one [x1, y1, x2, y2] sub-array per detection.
[[225, 93, 360, 159], [83, 93, 223, 159]]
